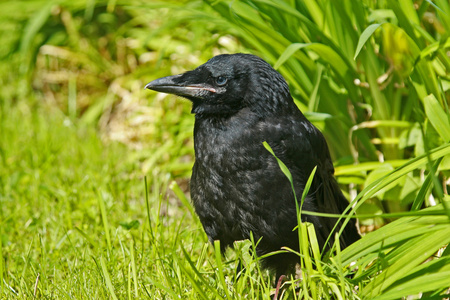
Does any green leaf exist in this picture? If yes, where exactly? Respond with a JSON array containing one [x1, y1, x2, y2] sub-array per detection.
[[214, 241, 231, 300], [354, 23, 384, 60], [274, 42, 353, 85], [335, 160, 408, 176], [98, 190, 112, 250], [274, 43, 309, 70], [307, 43, 351, 81], [179, 246, 223, 299], [100, 256, 119, 300], [170, 180, 198, 222], [411, 158, 442, 211], [416, 37, 450, 63], [363, 164, 396, 199], [19, 1, 54, 56], [372, 259, 450, 300], [119, 220, 140, 230], [424, 94, 450, 142], [425, 0, 445, 13], [362, 226, 450, 297], [263, 141, 293, 184], [354, 143, 450, 207]]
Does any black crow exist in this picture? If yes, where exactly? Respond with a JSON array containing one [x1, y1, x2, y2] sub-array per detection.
[[145, 53, 360, 279]]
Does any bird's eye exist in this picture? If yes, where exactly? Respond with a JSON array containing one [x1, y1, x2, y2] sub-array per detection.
[[215, 76, 227, 86]]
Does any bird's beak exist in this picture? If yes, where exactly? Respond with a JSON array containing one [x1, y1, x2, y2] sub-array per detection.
[[145, 74, 216, 98]]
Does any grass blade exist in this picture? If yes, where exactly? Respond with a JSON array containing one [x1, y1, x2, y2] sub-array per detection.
[[214, 241, 231, 300], [411, 158, 442, 210], [130, 239, 139, 298], [179, 246, 224, 299], [170, 180, 198, 222], [274, 43, 309, 69], [424, 94, 450, 142], [354, 23, 384, 60], [97, 190, 112, 251], [362, 227, 450, 297], [19, 2, 53, 57], [100, 256, 118, 300]]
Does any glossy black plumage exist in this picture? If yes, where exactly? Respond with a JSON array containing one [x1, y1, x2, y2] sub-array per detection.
[[146, 53, 359, 277]]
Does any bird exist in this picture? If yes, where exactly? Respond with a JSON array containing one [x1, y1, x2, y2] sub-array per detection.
[[145, 53, 360, 280]]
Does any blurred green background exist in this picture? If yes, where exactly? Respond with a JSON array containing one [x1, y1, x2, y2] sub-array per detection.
[[1, 0, 450, 298]]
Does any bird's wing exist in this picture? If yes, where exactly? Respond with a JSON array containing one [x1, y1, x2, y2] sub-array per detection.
[[264, 115, 358, 248]]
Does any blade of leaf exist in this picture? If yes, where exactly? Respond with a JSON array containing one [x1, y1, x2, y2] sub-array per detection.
[[100, 256, 119, 300], [354, 23, 384, 60], [411, 157, 442, 211], [214, 241, 231, 300], [372, 271, 450, 300], [424, 94, 450, 142], [274, 43, 309, 70], [363, 227, 450, 297], [19, 1, 54, 56], [425, 0, 445, 13], [263, 141, 294, 186]]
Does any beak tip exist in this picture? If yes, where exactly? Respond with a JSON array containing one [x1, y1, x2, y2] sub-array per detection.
[[144, 82, 153, 90]]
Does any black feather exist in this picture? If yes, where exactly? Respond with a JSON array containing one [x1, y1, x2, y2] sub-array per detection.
[[146, 53, 360, 277]]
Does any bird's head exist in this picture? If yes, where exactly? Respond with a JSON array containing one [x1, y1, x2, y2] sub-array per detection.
[[145, 53, 293, 116]]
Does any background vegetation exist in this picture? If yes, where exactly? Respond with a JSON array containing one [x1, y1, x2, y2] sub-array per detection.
[[1, 0, 449, 298]]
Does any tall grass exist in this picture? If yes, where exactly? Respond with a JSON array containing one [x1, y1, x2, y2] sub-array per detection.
[[1, 0, 449, 299]]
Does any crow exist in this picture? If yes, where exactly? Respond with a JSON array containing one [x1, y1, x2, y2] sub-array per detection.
[[145, 53, 360, 280]]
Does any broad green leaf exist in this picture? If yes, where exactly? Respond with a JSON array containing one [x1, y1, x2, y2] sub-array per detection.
[[399, 0, 420, 25], [372, 271, 450, 300], [363, 164, 397, 199], [424, 94, 450, 142], [274, 42, 353, 84], [353, 143, 450, 207], [308, 64, 323, 112], [354, 23, 384, 60], [372, 257, 450, 300], [411, 158, 442, 210], [306, 223, 323, 273], [274, 43, 309, 70], [416, 37, 450, 63], [382, 23, 416, 77], [303, 0, 323, 28], [338, 143, 450, 262], [342, 202, 450, 264], [441, 154, 450, 170], [307, 43, 351, 81], [335, 160, 407, 176], [362, 227, 450, 297]]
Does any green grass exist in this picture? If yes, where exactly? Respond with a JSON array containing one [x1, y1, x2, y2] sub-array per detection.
[[1, 101, 134, 298], [1, 0, 450, 299]]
